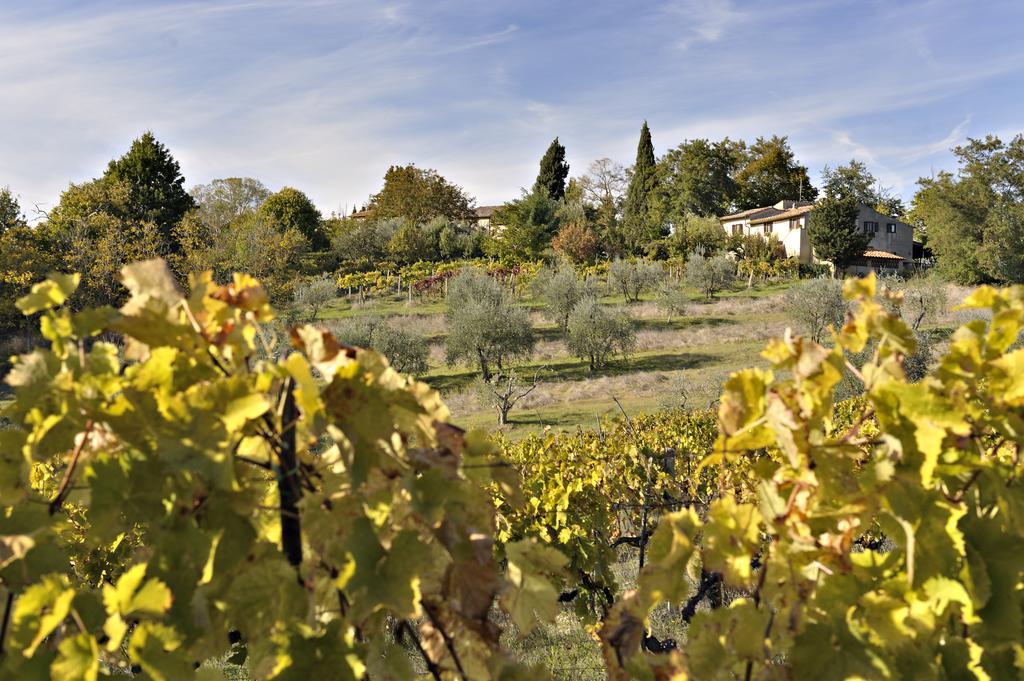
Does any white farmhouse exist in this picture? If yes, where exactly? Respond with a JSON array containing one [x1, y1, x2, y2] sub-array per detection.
[[719, 200, 914, 275]]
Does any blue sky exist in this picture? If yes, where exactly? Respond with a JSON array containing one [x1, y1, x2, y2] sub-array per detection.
[[2, 0, 1022, 217]]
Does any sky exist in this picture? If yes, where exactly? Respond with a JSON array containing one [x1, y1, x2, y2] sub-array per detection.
[[1, 0, 1023, 218]]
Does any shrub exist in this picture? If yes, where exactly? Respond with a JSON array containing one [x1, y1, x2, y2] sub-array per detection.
[[566, 298, 636, 370], [608, 258, 663, 302], [783, 277, 846, 343], [684, 249, 735, 299]]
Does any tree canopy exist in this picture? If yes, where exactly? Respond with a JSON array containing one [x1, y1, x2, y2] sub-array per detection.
[[101, 131, 194, 249], [260, 186, 328, 250], [368, 164, 474, 224], [734, 135, 817, 210], [655, 138, 742, 221], [808, 195, 871, 275], [534, 137, 570, 200], [912, 134, 1024, 284], [191, 177, 271, 229]]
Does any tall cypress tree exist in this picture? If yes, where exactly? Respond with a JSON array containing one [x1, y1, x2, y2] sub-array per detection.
[[622, 121, 661, 253], [534, 137, 569, 200], [807, 196, 871, 277]]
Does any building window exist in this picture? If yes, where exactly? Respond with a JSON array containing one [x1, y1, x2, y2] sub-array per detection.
[[887, 222, 897, 233], [789, 218, 799, 230], [731, 224, 742, 236], [764, 223, 772, 235], [864, 221, 878, 234]]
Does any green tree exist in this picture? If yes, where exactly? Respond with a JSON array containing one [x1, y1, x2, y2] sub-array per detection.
[[191, 177, 270, 229], [45, 178, 166, 307], [486, 189, 559, 262], [622, 121, 663, 253], [566, 298, 636, 370], [330, 316, 431, 375], [808, 196, 871, 276], [534, 137, 570, 200], [684, 248, 735, 299], [445, 268, 534, 380], [368, 164, 474, 224], [102, 131, 195, 249], [734, 135, 817, 209], [820, 159, 878, 204], [608, 258, 663, 302], [260, 186, 328, 250], [176, 210, 309, 301], [784, 277, 846, 343], [291, 274, 337, 321], [912, 134, 1024, 284], [655, 138, 742, 221], [532, 264, 592, 333], [0, 185, 25, 234], [387, 220, 438, 264]]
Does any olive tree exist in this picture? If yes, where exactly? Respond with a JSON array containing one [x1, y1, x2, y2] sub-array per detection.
[[684, 249, 735, 299], [532, 263, 593, 333], [445, 268, 535, 380], [783, 277, 846, 343], [608, 258, 664, 302], [566, 298, 636, 370], [329, 316, 430, 375], [478, 369, 545, 426], [292, 274, 337, 321], [655, 279, 688, 322]]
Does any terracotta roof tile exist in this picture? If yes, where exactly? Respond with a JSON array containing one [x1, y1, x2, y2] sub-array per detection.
[[862, 249, 906, 260]]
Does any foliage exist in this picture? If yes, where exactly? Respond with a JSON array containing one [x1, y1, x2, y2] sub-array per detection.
[[734, 234, 792, 286], [808, 195, 871, 275], [608, 259, 663, 303], [912, 134, 1024, 284], [367, 164, 474, 224], [670, 213, 727, 257], [733, 135, 817, 210], [0, 224, 59, 333], [291, 275, 336, 322], [328, 316, 430, 375], [565, 298, 636, 370], [0, 186, 25, 235], [191, 177, 271, 230], [551, 222, 600, 264], [534, 138, 570, 201], [438, 221, 483, 260], [654, 138, 742, 221], [0, 260, 560, 680], [46, 179, 166, 308], [495, 408, 721, 612], [532, 264, 592, 333], [684, 249, 735, 299], [176, 210, 309, 302], [600, 273, 1024, 679], [386, 219, 438, 265], [259, 187, 328, 251], [783, 277, 846, 343], [101, 131, 195, 251], [654, 279, 688, 322], [445, 268, 535, 380], [622, 122, 663, 253], [331, 218, 398, 268], [488, 189, 560, 262]]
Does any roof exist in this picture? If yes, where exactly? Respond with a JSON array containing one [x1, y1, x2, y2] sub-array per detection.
[[720, 206, 775, 221], [749, 204, 814, 225], [474, 205, 501, 219], [862, 249, 906, 261], [720, 200, 813, 222]]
